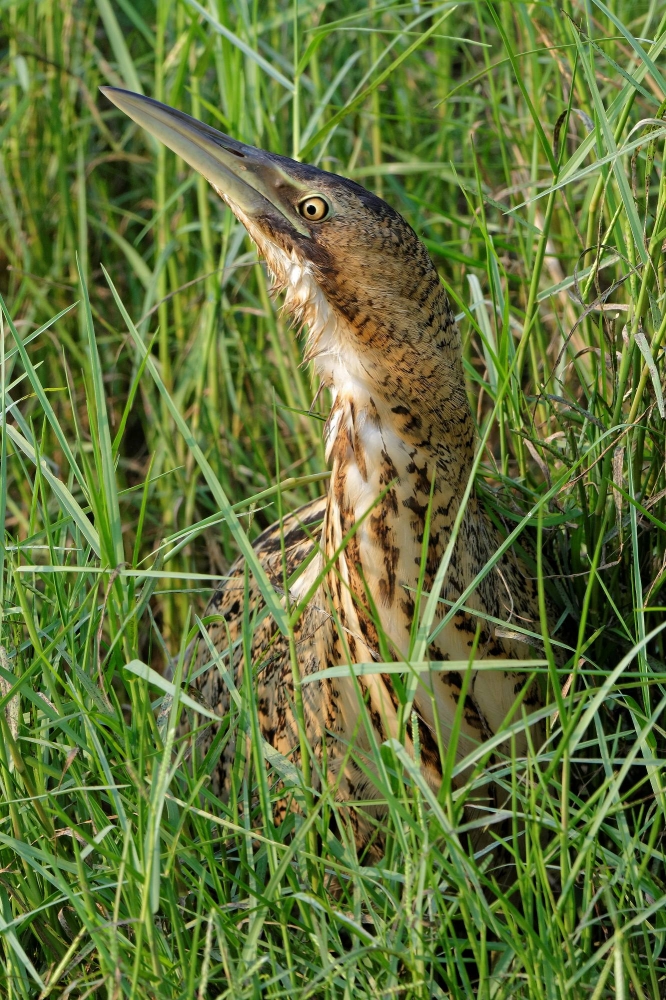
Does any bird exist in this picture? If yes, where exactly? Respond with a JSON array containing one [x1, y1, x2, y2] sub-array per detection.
[[102, 87, 545, 855]]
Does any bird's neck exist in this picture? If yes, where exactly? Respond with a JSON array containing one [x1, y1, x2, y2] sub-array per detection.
[[321, 383, 476, 661]]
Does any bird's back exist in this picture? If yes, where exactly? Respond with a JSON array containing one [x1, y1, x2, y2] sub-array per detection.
[[187, 494, 327, 799]]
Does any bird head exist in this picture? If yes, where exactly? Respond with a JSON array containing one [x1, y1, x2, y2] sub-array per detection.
[[101, 88, 468, 427]]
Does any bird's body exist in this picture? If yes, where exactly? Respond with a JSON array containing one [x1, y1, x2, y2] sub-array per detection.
[[189, 207, 543, 845], [102, 87, 546, 851]]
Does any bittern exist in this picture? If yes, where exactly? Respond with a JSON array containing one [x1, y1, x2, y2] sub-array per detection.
[[102, 87, 544, 852]]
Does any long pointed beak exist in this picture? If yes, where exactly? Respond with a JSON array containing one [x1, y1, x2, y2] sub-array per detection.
[[100, 87, 310, 236]]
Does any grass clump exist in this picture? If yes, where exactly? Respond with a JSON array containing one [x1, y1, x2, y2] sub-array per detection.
[[1, 0, 666, 996]]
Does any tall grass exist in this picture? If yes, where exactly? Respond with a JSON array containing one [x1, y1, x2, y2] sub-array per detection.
[[1, 0, 666, 996]]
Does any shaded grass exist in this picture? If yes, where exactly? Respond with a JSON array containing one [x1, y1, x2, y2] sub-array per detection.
[[1, 0, 666, 996]]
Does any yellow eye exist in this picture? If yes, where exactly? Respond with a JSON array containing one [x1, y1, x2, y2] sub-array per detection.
[[298, 196, 329, 222]]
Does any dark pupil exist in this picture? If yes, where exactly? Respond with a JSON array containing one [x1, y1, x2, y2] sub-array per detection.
[[307, 203, 317, 215]]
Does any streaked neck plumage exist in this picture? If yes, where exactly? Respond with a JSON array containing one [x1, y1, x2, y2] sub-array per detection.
[[235, 197, 484, 662], [293, 264, 478, 664]]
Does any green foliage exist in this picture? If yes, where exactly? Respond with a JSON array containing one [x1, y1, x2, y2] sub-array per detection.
[[1, 0, 666, 995]]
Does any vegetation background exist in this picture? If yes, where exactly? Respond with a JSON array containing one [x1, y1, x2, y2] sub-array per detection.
[[1, 0, 666, 996]]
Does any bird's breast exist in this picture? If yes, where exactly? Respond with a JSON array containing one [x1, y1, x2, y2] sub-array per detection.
[[323, 396, 457, 656]]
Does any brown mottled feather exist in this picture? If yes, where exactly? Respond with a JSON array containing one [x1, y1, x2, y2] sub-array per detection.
[[179, 143, 548, 853], [99, 90, 551, 855]]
